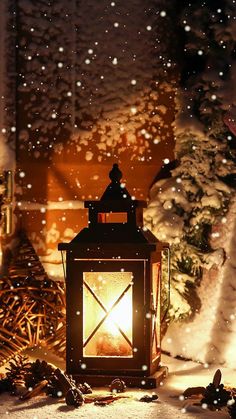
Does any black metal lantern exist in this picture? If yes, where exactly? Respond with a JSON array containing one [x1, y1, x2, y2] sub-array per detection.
[[58, 164, 170, 388]]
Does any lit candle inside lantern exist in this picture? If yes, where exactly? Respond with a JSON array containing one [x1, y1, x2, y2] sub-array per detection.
[[83, 271, 133, 358]]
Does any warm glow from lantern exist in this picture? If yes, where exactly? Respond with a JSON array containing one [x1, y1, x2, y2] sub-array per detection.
[[83, 271, 133, 357], [105, 292, 132, 337]]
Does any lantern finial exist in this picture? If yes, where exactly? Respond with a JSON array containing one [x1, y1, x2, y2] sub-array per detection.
[[101, 164, 131, 200], [109, 163, 122, 183]]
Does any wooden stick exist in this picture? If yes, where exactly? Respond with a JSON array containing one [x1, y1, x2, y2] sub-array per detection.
[[84, 394, 129, 404], [0, 327, 29, 344], [54, 369, 73, 393], [27, 322, 32, 345], [35, 316, 41, 344], [0, 334, 22, 351], [20, 380, 48, 400]]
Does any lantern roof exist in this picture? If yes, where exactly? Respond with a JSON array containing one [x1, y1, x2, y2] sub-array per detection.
[[59, 164, 159, 248], [84, 163, 147, 214]]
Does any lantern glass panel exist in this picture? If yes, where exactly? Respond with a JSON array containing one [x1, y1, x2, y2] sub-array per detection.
[[151, 263, 161, 362], [83, 271, 133, 358]]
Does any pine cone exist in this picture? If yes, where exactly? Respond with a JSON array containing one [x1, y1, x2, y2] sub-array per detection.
[[228, 397, 236, 418], [139, 394, 158, 402], [66, 388, 84, 407], [77, 382, 92, 394], [46, 376, 64, 399], [46, 372, 76, 398], [110, 378, 126, 393], [201, 383, 231, 409], [25, 359, 55, 389], [5, 355, 31, 386]]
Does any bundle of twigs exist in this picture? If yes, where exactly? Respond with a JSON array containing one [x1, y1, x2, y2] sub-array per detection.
[[0, 230, 67, 363], [0, 276, 66, 364]]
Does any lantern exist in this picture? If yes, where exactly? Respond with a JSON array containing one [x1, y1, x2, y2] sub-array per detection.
[[58, 164, 170, 388]]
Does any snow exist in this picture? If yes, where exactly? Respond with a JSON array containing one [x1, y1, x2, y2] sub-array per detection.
[[1, 0, 235, 386], [17, 0, 175, 161], [145, 177, 186, 243], [145, 0, 236, 368], [0, 0, 6, 135], [147, 132, 236, 366], [0, 0, 15, 172], [0, 352, 233, 418]]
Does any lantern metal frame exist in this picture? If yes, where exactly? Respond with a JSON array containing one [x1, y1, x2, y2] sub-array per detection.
[[59, 164, 169, 388]]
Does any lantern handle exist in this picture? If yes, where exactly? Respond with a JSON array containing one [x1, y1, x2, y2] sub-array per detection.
[[161, 248, 171, 325]]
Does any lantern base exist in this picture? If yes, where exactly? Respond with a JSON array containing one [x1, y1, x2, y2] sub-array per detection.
[[73, 366, 168, 389]]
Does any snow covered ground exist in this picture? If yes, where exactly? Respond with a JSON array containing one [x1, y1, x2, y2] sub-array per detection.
[[0, 352, 234, 418]]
